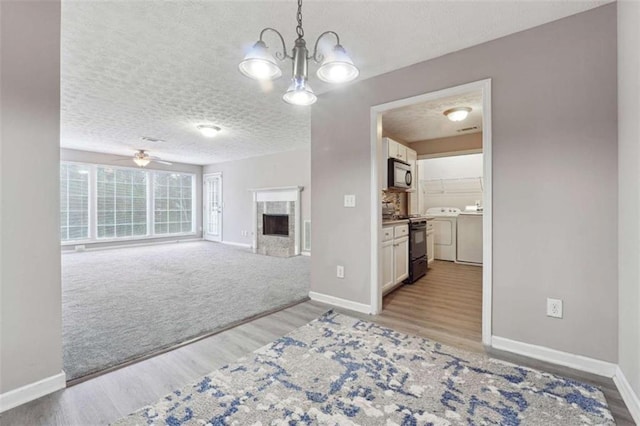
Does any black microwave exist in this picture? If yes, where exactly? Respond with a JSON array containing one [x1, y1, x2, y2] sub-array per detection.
[[388, 158, 412, 190]]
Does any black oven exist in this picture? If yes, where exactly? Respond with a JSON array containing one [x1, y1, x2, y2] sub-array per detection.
[[406, 218, 427, 283]]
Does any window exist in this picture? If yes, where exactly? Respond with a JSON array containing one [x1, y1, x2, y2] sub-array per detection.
[[60, 164, 90, 241], [60, 162, 196, 243], [154, 172, 194, 234], [96, 167, 148, 238]]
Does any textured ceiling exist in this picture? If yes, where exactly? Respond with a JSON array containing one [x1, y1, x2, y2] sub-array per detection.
[[383, 90, 483, 142], [61, 0, 610, 165]]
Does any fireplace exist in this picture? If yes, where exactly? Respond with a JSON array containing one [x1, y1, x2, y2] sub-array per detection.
[[250, 186, 303, 257], [263, 214, 289, 236]]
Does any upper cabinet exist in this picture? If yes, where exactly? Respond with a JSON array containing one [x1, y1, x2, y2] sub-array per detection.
[[386, 137, 408, 161], [382, 137, 417, 192]]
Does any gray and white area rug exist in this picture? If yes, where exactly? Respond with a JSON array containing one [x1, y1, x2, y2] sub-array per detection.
[[114, 311, 614, 425]]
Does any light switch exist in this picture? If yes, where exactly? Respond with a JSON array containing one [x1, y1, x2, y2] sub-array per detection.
[[344, 194, 356, 208]]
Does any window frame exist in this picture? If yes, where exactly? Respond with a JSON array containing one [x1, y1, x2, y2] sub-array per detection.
[[60, 161, 197, 246]]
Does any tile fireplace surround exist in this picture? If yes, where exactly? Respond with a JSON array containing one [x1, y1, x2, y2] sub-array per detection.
[[250, 186, 303, 257]]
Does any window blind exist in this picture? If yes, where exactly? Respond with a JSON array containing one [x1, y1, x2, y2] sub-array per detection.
[[154, 172, 194, 234], [60, 164, 90, 241], [96, 167, 148, 238]]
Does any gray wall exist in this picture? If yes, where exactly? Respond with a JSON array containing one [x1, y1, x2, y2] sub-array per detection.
[[203, 148, 310, 246], [1, 1, 63, 393], [60, 149, 203, 249], [311, 5, 618, 362], [618, 0, 640, 398]]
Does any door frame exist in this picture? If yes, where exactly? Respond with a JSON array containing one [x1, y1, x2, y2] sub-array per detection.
[[369, 78, 493, 346], [203, 172, 223, 242]]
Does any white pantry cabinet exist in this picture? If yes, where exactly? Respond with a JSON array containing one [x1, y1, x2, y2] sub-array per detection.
[[382, 224, 409, 293]]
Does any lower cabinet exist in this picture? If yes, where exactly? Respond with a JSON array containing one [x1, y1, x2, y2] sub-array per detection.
[[427, 230, 435, 265], [382, 225, 409, 293], [381, 239, 394, 292], [394, 236, 409, 283]]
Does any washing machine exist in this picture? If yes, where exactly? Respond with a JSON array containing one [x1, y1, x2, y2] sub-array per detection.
[[425, 207, 460, 261]]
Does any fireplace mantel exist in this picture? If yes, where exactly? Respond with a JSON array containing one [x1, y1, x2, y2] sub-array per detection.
[[249, 186, 303, 256]]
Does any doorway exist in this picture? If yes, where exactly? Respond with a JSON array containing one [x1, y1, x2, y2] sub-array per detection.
[[204, 172, 223, 242], [370, 79, 492, 346]]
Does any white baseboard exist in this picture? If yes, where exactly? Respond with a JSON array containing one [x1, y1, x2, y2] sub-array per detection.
[[0, 371, 66, 413], [309, 291, 372, 314], [491, 336, 617, 378], [301, 251, 311, 257], [63, 237, 202, 253], [220, 240, 252, 248], [614, 366, 640, 424]]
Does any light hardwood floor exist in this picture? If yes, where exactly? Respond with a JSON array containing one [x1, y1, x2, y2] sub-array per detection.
[[381, 260, 483, 350], [1, 282, 635, 424]]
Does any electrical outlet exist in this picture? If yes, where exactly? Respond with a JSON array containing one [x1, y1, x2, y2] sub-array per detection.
[[336, 265, 345, 278], [344, 195, 356, 208], [547, 298, 563, 318]]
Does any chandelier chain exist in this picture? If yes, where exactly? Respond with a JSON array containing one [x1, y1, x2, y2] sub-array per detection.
[[296, 0, 304, 39]]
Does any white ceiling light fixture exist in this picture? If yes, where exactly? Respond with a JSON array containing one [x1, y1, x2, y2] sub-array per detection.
[[197, 124, 222, 138], [238, 0, 359, 106], [444, 107, 472, 122]]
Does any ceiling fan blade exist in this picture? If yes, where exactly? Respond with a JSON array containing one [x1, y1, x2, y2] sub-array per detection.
[[114, 158, 134, 162], [153, 160, 173, 165]]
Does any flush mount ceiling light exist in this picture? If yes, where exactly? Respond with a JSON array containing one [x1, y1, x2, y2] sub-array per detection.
[[238, 0, 359, 106], [443, 107, 472, 122], [197, 124, 222, 138]]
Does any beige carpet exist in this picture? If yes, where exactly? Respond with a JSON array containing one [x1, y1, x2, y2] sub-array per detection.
[[62, 241, 309, 381]]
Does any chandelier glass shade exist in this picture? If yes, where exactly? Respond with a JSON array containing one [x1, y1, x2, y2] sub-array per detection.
[[238, 0, 359, 105]]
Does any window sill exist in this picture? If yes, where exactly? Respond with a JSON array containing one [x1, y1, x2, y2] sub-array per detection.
[[61, 232, 198, 246]]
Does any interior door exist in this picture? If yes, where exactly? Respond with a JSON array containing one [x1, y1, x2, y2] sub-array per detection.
[[203, 173, 222, 242]]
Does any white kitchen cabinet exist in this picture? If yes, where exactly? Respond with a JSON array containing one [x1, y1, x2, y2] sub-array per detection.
[[395, 143, 407, 161], [381, 239, 395, 292], [394, 236, 409, 283], [406, 148, 417, 171], [427, 220, 435, 265], [382, 138, 417, 191], [384, 137, 407, 161], [394, 224, 409, 238], [381, 225, 410, 293], [407, 148, 418, 215], [380, 224, 409, 293]]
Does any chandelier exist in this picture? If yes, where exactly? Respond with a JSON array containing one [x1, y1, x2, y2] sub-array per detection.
[[238, 0, 359, 106]]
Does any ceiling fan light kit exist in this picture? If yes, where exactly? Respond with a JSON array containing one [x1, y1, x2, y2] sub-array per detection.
[[133, 151, 151, 167], [131, 150, 172, 167], [238, 0, 359, 106]]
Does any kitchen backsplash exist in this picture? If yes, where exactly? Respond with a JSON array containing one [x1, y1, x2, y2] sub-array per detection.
[[382, 190, 407, 217]]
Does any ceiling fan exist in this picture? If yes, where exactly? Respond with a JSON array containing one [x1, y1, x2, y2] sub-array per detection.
[[122, 150, 173, 168]]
